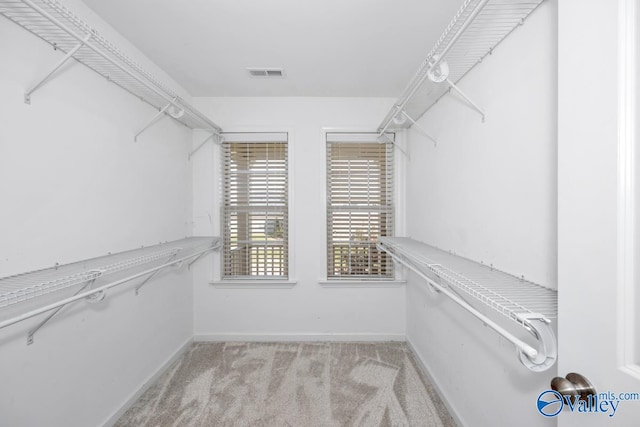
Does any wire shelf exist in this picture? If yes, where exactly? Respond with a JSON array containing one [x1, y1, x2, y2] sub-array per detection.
[[378, 237, 557, 325], [0, 0, 221, 133], [378, 0, 545, 132], [0, 237, 220, 309]]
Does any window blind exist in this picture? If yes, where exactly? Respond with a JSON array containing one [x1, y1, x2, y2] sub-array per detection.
[[222, 137, 288, 278], [326, 134, 394, 279]]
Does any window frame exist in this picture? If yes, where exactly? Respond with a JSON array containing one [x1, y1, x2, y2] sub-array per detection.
[[322, 130, 401, 284], [214, 131, 295, 285]]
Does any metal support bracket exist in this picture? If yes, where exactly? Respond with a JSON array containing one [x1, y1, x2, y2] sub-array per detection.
[[27, 271, 102, 345], [188, 133, 224, 160], [426, 57, 486, 123], [24, 32, 93, 104], [516, 313, 557, 372], [187, 240, 222, 269], [134, 98, 175, 142], [397, 108, 438, 147], [377, 132, 409, 158], [134, 252, 178, 295], [186, 251, 207, 270], [445, 78, 486, 122]]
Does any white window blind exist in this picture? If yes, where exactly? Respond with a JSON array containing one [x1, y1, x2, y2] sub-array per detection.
[[222, 135, 288, 279], [326, 134, 394, 279]]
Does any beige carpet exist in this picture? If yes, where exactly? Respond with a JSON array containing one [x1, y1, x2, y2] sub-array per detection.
[[115, 342, 456, 427]]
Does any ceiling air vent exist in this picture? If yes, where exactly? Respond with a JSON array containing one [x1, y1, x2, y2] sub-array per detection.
[[247, 68, 285, 78]]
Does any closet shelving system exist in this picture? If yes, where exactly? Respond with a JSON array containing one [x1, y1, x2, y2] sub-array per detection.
[[0, 237, 221, 344], [0, 0, 223, 143], [374, 0, 555, 371], [378, 237, 557, 371], [378, 0, 545, 140]]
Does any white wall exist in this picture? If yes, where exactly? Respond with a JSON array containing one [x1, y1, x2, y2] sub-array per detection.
[[0, 3, 195, 425], [190, 97, 406, 341], [404, 1, 557, 426]]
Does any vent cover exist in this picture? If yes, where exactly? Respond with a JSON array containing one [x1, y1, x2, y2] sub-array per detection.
[[247, 68, 285, 78]]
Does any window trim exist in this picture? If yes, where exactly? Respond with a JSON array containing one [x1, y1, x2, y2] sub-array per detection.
[[321, 128, 404, 283], [210, 279, 297, 289], [317, 279, 406, 288]]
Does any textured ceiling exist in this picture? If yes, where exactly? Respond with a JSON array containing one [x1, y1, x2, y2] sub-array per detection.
[[83, 0, 461, 97]]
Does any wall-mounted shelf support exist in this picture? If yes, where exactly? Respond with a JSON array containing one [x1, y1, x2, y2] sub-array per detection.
[[516, 313, 557, 372], [26, 274, 100, 345], [24, 31, 93, 104], [376, 131, 409, 158], [425, 56, 485, 122], [445, 78, 485, 122], [397, 108, 438, 147], [377, 237, 557, 372], [188, 133, 224, 160], [134, 100, 173, 142], [187, 240, 222, 270], [134, 252, 178, 295], [0, 237, 221, 344]]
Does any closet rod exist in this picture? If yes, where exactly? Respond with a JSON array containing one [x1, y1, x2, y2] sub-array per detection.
[[0, 245, 216, 331], [383, 248, 538, 360], [378, 236, 557, 371]]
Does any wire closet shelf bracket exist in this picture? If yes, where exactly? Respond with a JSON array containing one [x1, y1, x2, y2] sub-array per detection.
[[377, 237, 557, 372], [0, 237, 221, 345], [0, 0, 223, 142], [378, 0, 545, 138]]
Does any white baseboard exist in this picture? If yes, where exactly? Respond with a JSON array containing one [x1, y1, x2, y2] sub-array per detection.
[[194, 333, 406, 342], [406, 338, 466, 427], [101, 337, 193, 427]]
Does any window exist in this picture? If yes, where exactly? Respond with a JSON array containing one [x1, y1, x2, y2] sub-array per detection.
[[326, 133, 394, 279], [222, 134, 288, 279]]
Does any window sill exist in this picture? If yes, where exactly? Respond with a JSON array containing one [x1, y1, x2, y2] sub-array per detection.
[[209, 280, 297, 289], [318, 279, 406, 288]]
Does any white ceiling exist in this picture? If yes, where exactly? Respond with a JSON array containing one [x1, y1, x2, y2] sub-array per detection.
[[83, 0, 461, 97]]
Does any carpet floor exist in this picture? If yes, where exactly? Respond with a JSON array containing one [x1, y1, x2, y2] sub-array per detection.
[[115, 342, 456, 427]]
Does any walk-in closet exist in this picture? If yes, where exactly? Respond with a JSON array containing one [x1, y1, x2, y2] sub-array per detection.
[[1, 0, 638, 426]]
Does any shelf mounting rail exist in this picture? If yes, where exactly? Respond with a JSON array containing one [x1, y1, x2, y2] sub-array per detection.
[[378, 237, 557, 372], [0, 237, 221, 344], [378, 0, 545, 136], [0, 0, 223, 140]]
